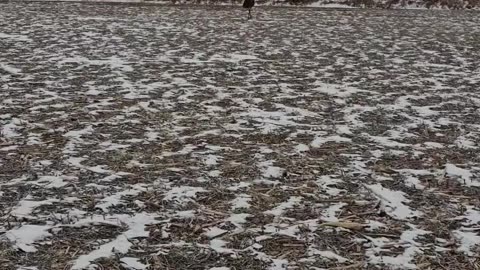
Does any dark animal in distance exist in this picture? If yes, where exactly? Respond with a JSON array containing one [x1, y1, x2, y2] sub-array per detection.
[[243, 0, 255, 19]]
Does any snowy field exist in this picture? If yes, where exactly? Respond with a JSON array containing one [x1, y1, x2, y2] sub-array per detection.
[[1, 2, 480, 269]]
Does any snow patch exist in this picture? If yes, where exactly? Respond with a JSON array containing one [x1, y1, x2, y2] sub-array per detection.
[[454, 230, 480, 256], [265, 197, 302, 217], [120, 257, 148, 270], [445, 164, 478, 186], [5, 225, 52, 252], [311, 135, 351, 147], [71, 213, 157, 269], [163, 186, 206, 202], [365, 184, 421, 220]]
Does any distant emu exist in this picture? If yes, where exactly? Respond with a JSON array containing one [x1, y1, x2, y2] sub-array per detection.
[[243, 0, 255, 19]]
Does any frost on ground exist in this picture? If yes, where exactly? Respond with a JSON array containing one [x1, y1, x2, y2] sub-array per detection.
[[1, 3, 480, 270]]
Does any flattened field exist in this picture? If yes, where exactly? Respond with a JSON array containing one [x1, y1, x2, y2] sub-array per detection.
[[1, 3, 480, 269]]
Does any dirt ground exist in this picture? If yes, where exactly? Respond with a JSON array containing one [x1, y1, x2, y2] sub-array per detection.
[[1, 3, 480, 269]]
